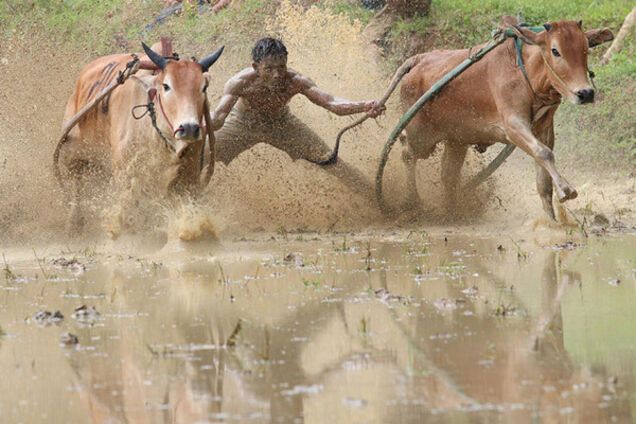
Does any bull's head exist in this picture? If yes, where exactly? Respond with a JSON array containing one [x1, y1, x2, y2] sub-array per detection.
[[137, 42, 224, 157], [514, 21, 613, 105]]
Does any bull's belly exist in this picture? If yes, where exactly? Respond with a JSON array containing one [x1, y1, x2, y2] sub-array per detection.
[[408, 113, 508, 147]]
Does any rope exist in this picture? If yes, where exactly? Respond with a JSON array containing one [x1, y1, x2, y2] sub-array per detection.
[[54, 55, 140, 189], [131, 99, 176, 152]]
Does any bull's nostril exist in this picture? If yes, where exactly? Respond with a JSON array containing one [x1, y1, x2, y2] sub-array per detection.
[[576, 89, 594, 103], [178, 123, 200, 138]]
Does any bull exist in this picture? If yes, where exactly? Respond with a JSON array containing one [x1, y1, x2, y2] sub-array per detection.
[[55, 40, 223, 234], [376, 19, 613, 220]]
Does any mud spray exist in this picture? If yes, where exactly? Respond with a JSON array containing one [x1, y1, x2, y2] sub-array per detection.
[[0, 1, 634, 249]]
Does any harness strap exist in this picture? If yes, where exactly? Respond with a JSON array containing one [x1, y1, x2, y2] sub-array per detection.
[[515, 37, 536, 96]]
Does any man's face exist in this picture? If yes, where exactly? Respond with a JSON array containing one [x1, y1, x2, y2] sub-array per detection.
[[253, 55, 288, 90]]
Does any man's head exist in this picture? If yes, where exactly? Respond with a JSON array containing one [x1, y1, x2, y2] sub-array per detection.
[[252, 37, 288, 90]]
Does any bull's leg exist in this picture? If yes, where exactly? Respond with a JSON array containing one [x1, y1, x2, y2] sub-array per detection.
[[401, 141, 420, 209], [536, 165, 556, 220], [504, 117, 577, 202], [535, 120, 557, 220], [64, 158, 91, 235], [441, 142, 468, 212], [400, 130, 438, 211]]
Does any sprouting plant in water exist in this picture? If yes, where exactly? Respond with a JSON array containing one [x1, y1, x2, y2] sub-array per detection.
[[364, 241, 372, 271], [508, 238, 528, 261], [333, 234, 349, 252], [359, 317, 369, 337], [276, 225, 288, 241], [494, 303, 517, 317], [565, 206, 589, 239], [217, 262, 229, 284], [226, 319, 243, 348], [2, 254, 17, 282], [302, 278, 321, 289], [32, 249, 55, 280]]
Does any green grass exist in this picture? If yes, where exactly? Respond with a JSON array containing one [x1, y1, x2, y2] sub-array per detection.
[[390, 0, 634, 46], [322, 1, 375, 26]]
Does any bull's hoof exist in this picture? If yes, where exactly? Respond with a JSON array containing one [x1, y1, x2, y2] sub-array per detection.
[[557, 187, 578, 203]]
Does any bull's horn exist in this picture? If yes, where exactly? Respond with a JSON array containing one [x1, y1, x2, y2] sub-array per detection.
[[142, 42, 167, 70], [198, 46, 224, 72]]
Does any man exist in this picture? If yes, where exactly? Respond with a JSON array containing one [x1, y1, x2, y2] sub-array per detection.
[[209, 37, 385, 198]]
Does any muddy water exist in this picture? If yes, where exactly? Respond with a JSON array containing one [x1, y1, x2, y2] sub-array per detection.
[[0, 232, 634, 423]]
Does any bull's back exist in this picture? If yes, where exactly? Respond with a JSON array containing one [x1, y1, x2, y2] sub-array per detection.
[[399, 44, 506, 144], [400, 49, 467, 106], [68, 54, 132, 116]]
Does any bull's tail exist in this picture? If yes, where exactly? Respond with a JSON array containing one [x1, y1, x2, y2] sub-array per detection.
[[375, 54, 422, 213], [52, 133, 68, 189]]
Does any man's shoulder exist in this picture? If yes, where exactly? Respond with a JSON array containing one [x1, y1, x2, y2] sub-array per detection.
[[225, 67, 258, 92], [287, 69, 315, 89]]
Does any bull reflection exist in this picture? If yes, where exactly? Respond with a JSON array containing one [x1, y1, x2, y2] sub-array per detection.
[[65, 242, 631, 423]]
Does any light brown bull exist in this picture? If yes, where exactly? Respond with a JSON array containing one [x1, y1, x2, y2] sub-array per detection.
[[388, 20, 613, 220], [56, 41, 223, 233]]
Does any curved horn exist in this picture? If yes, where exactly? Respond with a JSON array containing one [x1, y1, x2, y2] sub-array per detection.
[[142, 42, 167, 70], [198, 46, 225, 72]]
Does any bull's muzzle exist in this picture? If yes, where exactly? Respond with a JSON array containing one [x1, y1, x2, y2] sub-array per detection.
[[175, 122, 201, 140], [575, 88, 595, 104]]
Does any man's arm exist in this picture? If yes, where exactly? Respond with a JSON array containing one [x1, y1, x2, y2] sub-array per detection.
[[209, 73, 244, 130], [297, 75, 385, 117]]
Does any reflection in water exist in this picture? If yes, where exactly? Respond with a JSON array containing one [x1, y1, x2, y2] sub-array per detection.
[[0, 235, 634, 422]]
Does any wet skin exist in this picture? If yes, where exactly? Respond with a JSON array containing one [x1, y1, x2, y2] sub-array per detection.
[[209, 55, 385, 126]]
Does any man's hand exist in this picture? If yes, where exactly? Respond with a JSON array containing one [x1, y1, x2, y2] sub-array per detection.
[[365, 100, 386, 118]]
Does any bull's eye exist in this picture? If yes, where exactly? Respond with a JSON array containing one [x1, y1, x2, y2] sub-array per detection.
[[163, 83, 171, 92], [551, 48, 561, 58]]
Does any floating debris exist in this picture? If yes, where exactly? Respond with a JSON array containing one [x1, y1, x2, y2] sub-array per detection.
[[72, 305, 101, 324], [342, 397, 368, 409], [60, 332, 79, 346], [281, 384, 323, 397], [593, 214, 610, 227], [374, 288, 411, 305], [283, 252, 304, 267], [552, 241, 578, 250], [433, 298, 460, 312], [461, 286, 479, 297], [495, 303, 517, 317], [34, 310, 64, 326]]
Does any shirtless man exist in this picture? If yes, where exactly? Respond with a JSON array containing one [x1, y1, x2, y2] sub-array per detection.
[[209, 37, 385, 197]]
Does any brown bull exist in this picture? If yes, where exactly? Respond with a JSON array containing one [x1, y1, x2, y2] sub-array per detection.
[[386, 20, 613, 220], [56, 41, 223, 233]]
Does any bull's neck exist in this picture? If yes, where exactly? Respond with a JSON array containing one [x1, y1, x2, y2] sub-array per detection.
[[521, 44, 562, 105]]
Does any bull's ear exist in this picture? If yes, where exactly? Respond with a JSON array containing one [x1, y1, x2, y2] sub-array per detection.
[[512, 25, 545, 45], [586, 28, 614, 48]]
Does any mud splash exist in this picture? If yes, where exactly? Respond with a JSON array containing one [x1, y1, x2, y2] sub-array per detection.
[[0, 2, 504, 246]]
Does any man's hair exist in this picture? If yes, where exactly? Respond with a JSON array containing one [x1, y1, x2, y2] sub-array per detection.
[[252, 37, 288, 63]]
